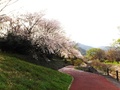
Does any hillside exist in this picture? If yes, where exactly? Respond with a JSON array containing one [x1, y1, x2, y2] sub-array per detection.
[[76, 43, 93, 50], [76, 43, 93, 55], [77, 47, 86, 55], [99, 46, 113, 50], [0, 52, 71, 90]]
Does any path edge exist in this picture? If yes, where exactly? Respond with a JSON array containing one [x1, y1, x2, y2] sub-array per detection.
[[58, 69, 74, 90], [67, 76, 74, 90]]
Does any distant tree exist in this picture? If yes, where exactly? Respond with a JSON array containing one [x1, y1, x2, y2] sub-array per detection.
[[105, 49, 117, 62], [86, 48, 105, 61], [105, 49, 120, 63], [115, 50, 120, 63], [109, 38, 120, 62], [112, 39, 120, 49]]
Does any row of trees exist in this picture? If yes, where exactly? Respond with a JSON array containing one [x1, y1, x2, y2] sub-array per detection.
[[86, 47, 120, 63], [0, 0, 82, 70], [0, 12, 82, 63]]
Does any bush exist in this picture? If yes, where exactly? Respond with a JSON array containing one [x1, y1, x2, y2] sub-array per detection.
[[75, 66, 89, 71], [73, 59, 83, 66], [0, 33, 32, 55], [91, 60, 111, 72]]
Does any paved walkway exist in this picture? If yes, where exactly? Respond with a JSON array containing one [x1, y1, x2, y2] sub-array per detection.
[[59, 66, 120, 90]]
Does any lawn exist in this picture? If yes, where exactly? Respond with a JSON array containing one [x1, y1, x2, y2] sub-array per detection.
[[0, 52, 72, 90]]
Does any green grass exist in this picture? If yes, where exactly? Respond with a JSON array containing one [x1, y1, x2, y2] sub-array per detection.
[[104, 61, 120, 65], [0, 52, 72, 90]]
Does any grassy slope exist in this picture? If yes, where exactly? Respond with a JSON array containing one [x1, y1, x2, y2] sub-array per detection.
[[0, 53, 72, 90]]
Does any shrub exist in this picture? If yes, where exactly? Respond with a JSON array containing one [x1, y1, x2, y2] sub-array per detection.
[[73, 59, 83, 66], [75, 66, 89, 71], [91, 60, 111, 72], [0, 33, 32, 55]]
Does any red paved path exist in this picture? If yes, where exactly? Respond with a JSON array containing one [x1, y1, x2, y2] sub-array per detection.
[[59, 66, 120, 90]]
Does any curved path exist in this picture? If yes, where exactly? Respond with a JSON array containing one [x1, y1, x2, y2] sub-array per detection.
[[59, 66, 120, 90]]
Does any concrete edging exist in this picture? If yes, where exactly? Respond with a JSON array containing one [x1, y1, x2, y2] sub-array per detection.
[[58, 69, 74, 90], [67, 76, 74, 90]]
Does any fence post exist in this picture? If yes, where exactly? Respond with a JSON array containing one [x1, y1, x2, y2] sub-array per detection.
[[116, 70, 119, 81], [107, 68, 109, 76]]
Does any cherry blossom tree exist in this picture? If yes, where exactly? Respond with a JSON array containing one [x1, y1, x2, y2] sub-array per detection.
[[0, 12, 82, 62]]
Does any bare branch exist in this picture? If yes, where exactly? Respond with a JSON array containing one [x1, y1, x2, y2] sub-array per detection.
[[0, 0, 11, 12], [0, 0, 18, 13]]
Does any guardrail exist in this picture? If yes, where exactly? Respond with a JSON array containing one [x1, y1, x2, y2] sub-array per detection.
[[106, 68, 120, 81]]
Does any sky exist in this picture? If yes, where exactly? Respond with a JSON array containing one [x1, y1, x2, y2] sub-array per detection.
[[3, 0, 120, 47]]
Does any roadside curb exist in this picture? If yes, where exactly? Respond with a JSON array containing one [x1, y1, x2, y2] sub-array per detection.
[[67, 76, 74, 90], [58, 68, 74, 90]]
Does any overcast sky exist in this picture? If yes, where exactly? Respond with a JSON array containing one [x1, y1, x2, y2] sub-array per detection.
[[4, 0, 120, 47]]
